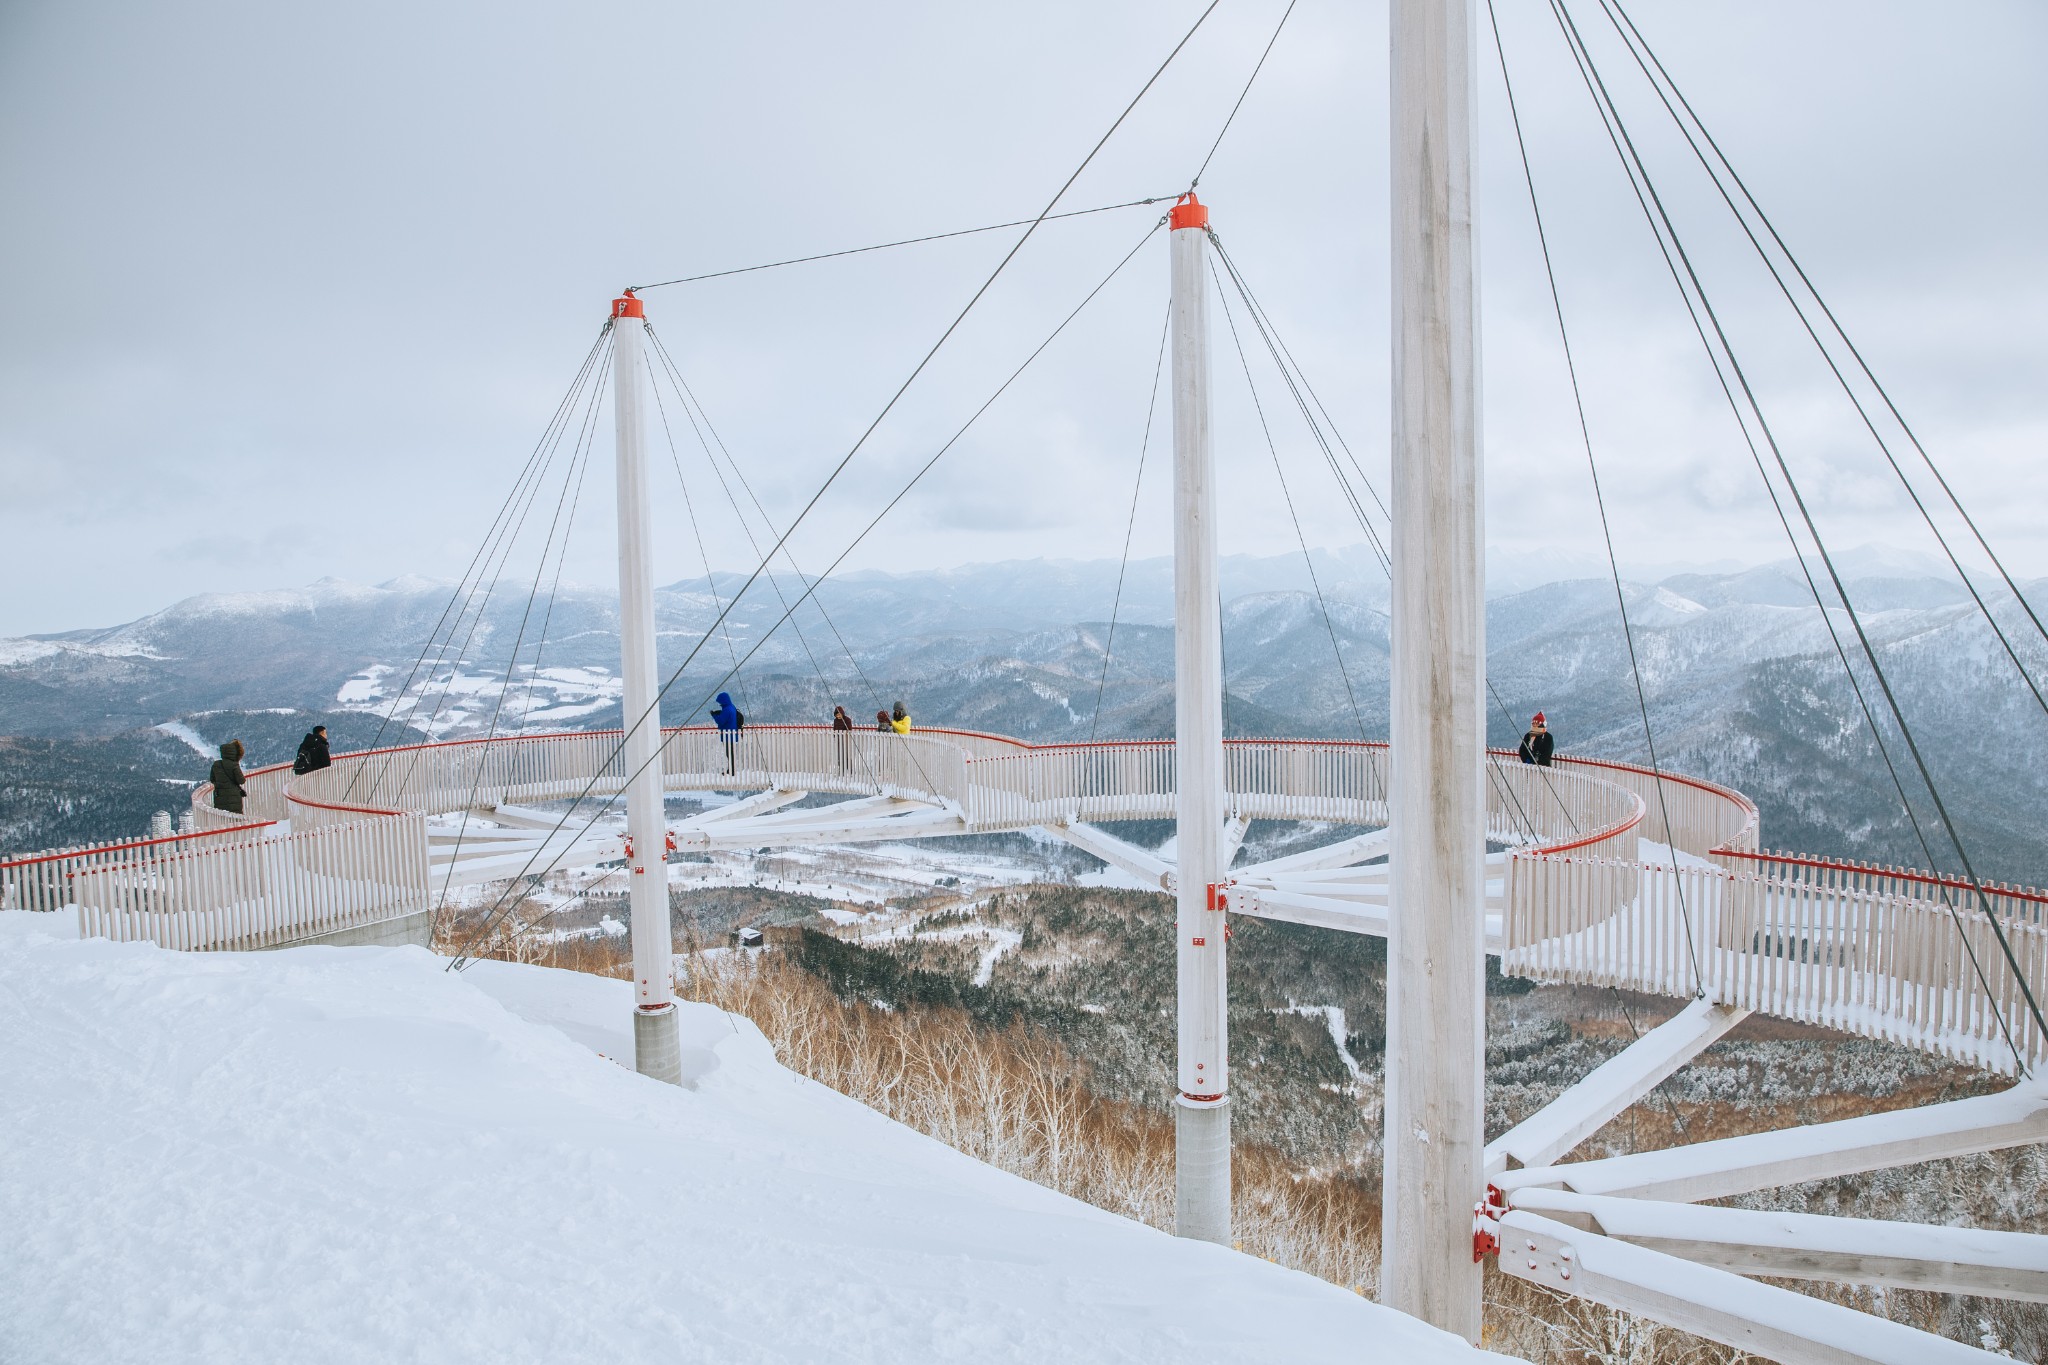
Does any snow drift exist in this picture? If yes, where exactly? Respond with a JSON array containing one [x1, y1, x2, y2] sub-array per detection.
[[0, 913, 1507, 1364]]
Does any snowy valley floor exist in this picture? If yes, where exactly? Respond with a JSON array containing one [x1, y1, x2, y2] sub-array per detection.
[[0, 912, 1509, 1365]]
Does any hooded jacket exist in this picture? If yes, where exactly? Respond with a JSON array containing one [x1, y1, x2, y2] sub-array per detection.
[[889, 702, 911, 735], [293, 729, 331, 775], [210, 740, 247, 813], [711, 693, 744, 735]]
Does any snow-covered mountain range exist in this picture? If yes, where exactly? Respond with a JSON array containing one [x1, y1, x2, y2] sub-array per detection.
[[5, 547, 2047, 882]]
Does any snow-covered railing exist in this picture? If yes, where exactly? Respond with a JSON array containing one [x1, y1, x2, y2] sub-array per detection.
[[1503, 854, 2048, 1073], [2, 824, 272, 913], [1719, 847, 2048, 926], [121, 721, 2048, 1069], [3, 814, 427, 952]]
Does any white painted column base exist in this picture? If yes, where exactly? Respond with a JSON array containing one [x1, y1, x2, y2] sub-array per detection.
[[1175, 1095, 1232, 1244], [634, 1002, 683, 1086]]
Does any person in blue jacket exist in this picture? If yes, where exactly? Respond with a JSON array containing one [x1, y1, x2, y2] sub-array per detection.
[[710, 691, 744, 775]]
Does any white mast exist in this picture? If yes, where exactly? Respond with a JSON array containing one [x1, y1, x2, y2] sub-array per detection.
[[1384, 0, 1486, 1339], [611, 290, 682, 1086], [1169, 192, 1231, 1244]]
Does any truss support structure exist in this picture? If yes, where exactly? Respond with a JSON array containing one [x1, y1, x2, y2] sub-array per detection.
[[1487, 999, 1750, 1175], [1498, 1081, 2048, 1205], [1384, 0, 1486, 1339], [1496, 1211, 2003, 1364], [1046, 820, 1174, 890], [610, 290, 681, 1086], [1506, 1188, 2048, 1303], [1167, 190, 1230, 1245]]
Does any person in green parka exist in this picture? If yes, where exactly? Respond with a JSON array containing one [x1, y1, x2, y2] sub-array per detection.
[[210, 739, 247, 813]]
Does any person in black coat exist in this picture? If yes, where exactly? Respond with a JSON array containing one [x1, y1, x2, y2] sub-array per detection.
[[210, 740, 247, 813], [1518, 712, 1555, 767], [293, 725, 331, 775]]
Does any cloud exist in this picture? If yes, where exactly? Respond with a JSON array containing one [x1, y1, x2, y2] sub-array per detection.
[[2, 0, 2044, 636]]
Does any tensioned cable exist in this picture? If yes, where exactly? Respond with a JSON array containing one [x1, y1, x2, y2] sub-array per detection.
[[1089, 302, 1172, 744], [645, 327, 934, 793], [1574, 0, 2027, 1048], [1189, 0, 1298, 191], [341, 329, 611, 803], [1546, 0, 2038, 1060], [1210, 234, 1550, 841], [1208, 240, 1389, 569], [1211, 256, 1368, 743], [1602, 0, 2048, 672], [364, 331, 618, 808], [444, 4, 1226, 970], [1491, 0, 1704, 996], [434, 362, 612, 913], [1207, 242, 1393, 529], [640, 349, 764, 730], [646, 339, 907, 793], [1549, 0, 2035, 1062], [1535, 0, 2016, 1056], [451, 216, 1169, 968], [514, 430, 598, 734], [1591, 0, 2048, 734], [631, 196, 1178, 292]]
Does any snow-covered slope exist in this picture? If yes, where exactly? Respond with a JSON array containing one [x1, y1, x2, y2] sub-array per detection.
[[0, 914, 1508, 1365]]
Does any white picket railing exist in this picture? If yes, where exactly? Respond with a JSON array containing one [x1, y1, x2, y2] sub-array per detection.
[[3, 813, 428, 952], [12, 719, 2045, 1070]]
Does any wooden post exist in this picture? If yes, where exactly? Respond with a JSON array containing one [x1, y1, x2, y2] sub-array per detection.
[[611, 291, 682, 1085], [1385, 0, 1486, 1339], [1169, 191, 1231, 1244]]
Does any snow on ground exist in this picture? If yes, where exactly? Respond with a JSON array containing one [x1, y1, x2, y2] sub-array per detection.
[[1, 913, 1507, 1364], [153, 719, 215, 756], [854, 915, 1023, 987], [1076, 864, 1162, 892], [1279, 1005, 1365, 1081]]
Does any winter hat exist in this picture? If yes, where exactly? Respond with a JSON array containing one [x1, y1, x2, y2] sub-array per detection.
[[1531, 712, 1546, 725]]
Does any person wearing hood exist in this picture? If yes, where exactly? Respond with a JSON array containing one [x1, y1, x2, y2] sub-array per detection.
[[875, 709, 893, 733], [889, 700, 911, 735], [710, 692, 744, 776], [1518, 712, 1555, 767], [210, 740, 248, 813], [293, 725, 331, 776]]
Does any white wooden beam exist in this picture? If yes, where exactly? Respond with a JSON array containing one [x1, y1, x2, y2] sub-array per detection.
[[1498, 1083, 2048, 1204], [685, 788, 807, 825], [1044, 820, 1174, 891], [680, 803, 967, 851], [482, 804, 585, 831], [1231, 827, 1390, 879], [1218, 812, 1250, 871], [1486, 999, 1749, 1175], [1508, 1188, 2048, 1303], [1496, 1211, 2004, 1363]]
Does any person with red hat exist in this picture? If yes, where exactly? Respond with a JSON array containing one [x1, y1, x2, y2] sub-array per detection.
[[1518, 712, 1554, 767]]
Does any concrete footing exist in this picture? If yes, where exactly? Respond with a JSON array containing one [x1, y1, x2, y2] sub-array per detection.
[[1175, 1094, 1232, 1244], [263, 907, 435, 952], [634, 1002, 683, 1086]]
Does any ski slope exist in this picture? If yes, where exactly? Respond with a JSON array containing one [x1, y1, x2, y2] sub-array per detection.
[[0, 913, 1510, 1364]]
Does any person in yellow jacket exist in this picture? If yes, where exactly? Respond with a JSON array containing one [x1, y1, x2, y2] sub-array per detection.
[[889, 700, 912, 734]]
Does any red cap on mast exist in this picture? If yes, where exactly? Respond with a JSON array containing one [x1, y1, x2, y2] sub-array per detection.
[[1169, 192, 1209, 231], [611, 289, 644, 319]]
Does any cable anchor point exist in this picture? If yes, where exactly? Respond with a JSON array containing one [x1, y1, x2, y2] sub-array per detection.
[[611, 287, 644, 319], [1169, 191, 1209, 232]]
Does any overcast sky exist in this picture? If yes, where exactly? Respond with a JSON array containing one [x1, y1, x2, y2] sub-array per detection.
[[3, 0, 2043, 636]]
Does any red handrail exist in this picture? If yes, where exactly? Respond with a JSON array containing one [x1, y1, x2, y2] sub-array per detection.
[[1717, 848, 2048, 908], [0, 821, 281, 870]]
